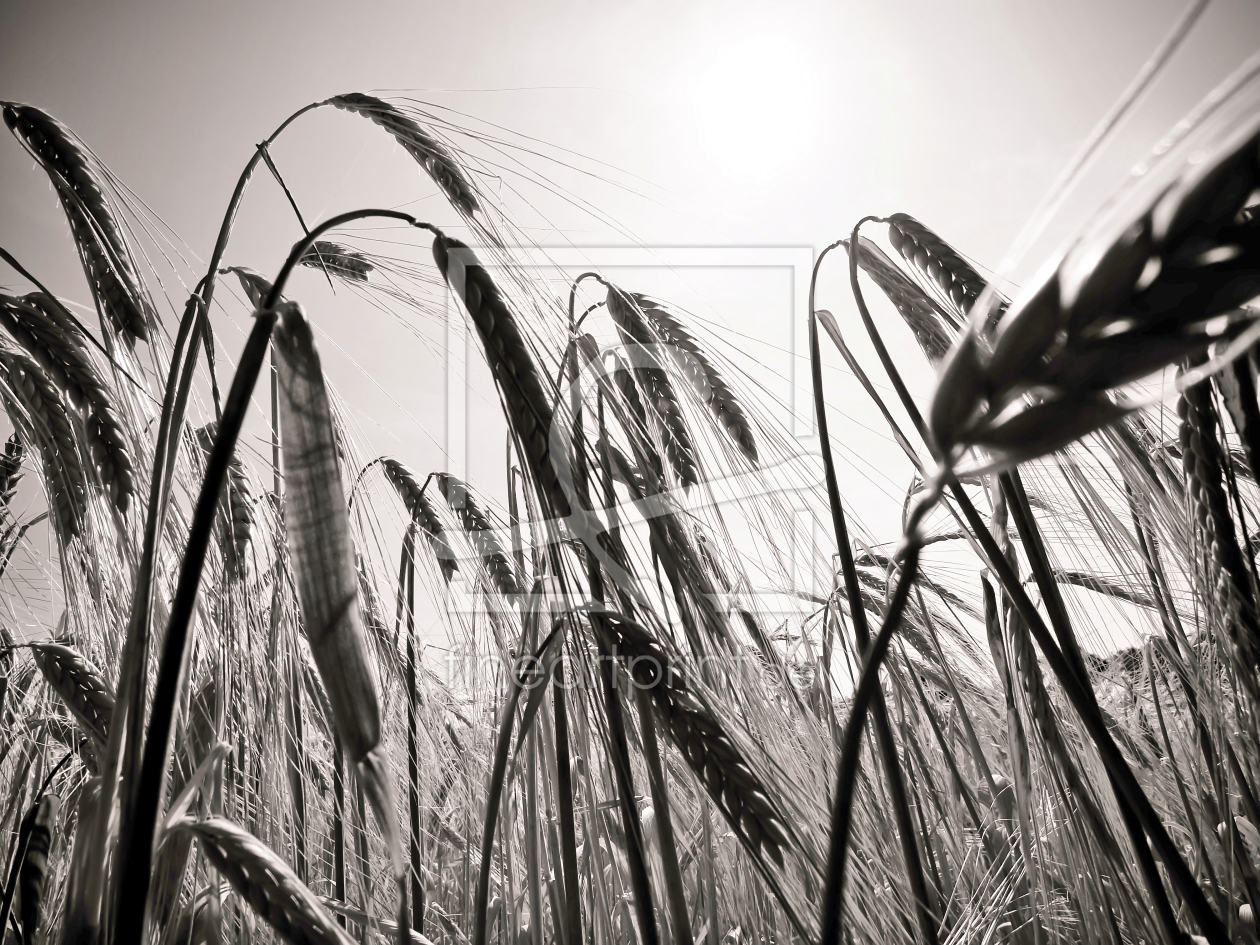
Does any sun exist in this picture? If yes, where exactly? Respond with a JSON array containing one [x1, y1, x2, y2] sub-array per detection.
[[687, 32, 819, 185]]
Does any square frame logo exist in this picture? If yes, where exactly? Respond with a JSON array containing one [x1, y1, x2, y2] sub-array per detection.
[[437, 244, 827, 621]]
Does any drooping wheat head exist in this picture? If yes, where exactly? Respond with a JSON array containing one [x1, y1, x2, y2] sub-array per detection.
[[379, 457, 457, 583], [299, 242, 375, 283], [845, 236, 956, 365], [432, 472, 519, 597], [605, 285, 700, 489], [28, 642, 115, 751], [176, 818, 357, 945], [0, 351, 88, 538], [2, 104, 150, 344], [330, 93, 480, 217]]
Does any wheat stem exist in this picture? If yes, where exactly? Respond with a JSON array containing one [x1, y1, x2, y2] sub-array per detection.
[[820, 542, 922, 945], [811, 241, 938, 945]]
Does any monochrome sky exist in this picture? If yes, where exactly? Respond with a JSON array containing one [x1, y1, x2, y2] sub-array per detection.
[[1, 0, 1258, 639]]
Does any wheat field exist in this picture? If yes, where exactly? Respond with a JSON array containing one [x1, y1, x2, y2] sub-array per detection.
[[2, 12, 1260, 945]]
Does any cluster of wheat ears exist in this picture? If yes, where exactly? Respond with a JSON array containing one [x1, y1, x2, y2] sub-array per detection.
[[2, 17, 1260, 945]]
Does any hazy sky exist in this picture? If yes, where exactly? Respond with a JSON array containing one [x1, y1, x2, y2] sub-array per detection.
[[2, 0, 1259, 625]]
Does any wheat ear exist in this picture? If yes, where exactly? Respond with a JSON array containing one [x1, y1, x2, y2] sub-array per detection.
[[195, 421, 255, 579], [379, 458, 457, 582], [0, 433, 23, 505], [330, 93, 479, 216], [1177, 372, 1260, 686], [271, 298, 404, 904], [0, 292, 134, 511], [2, 104, 150, 343], [887, 213, 996, 320], [430, 232, 569, 515], [0, 351, 87, 538], [28, 642, 115, 750], [844, 236, 956, 364], [630, 294, 758, 463], [433, 472, 519, 596], [930, 76, 1260, 465], [299, 241, 374, 282], [17, 793, 60, 945], [605, 285, 699, 488], [598, 611, 791, 869], [177, 818, 356, 945]]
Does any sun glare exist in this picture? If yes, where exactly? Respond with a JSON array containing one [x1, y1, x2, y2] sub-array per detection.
[[688, 33, 818, 184]]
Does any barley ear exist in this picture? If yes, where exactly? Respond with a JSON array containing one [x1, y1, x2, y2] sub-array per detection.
[[17, 794, 60, 945], [3, 104, 151, 343], [630, 294, 758, 463], [845, 236, 956, 364], [177, 818, 357, 945], [28, 641, 114, 750], [299, 242, 374, 282], [330, 94, 479, 216], [0, 351, 88, 539], [605, 285, 699, 488], [433, 472, 519, 596], [0, 432, 23, 505], [431, 233, 568, 515], [379, 458, 457, 582], [887, 213, 1000, 321], [272, 300, 403, 881]]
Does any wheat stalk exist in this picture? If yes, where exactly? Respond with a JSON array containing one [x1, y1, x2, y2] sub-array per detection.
[[2, 103, 150, 343]]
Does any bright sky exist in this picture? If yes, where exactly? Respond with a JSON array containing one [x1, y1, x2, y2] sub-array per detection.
[[1, 0, 1259, 639]]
